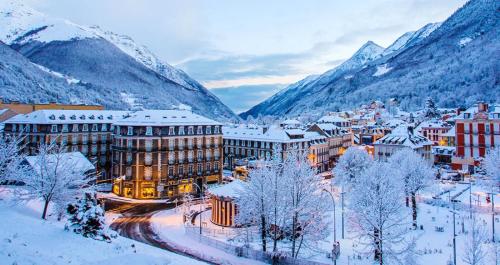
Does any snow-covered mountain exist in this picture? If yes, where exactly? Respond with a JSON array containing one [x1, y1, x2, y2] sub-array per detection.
[[0, 1, 237, 121], [242, 0, 499, 118]]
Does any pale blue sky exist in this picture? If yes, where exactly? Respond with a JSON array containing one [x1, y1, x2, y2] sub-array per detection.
[[25, 0, 467, 112]]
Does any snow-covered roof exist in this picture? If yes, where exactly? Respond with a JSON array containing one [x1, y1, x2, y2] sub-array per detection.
[[0, 109, 8, 116], [113, 110, 221, 126], [25, 152, 94, 175], [456, 103, 500, 120], [207, 179, 245, 198], [383, 119, 406, 128], [5, 110, 130, 124], [375, 125, 432, 149], [315, 123, 340, 131], [223, 126, 325, 143], [281, 119, 301, 125], [416, 119, 449, 130], [317, 115, 348, 123]]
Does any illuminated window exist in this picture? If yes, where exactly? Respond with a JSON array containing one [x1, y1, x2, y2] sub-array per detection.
[[144, 167, 152, 180], [127, 126, 133, 136], [146, 126, 153, 136], [145, 139, 152, 152]]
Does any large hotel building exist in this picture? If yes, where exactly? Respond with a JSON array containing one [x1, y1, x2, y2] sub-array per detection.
[[3, 109, 223, 199]]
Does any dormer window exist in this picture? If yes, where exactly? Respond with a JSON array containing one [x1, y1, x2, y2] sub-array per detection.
[[188, 126, 194, 135], [197, 126, 203, 135], [169, 127, 175, 136], [102, 124, 107, 132], [214, 126, 220, 134], [206, 126, 211, 134], [82, 124, 89, 132], [179, 126, 185, 135], [51, 125, 58, 133], [127, 126, 133, 136], [72, 124, 79, 132], [33, 125, 38, 133], [146, 126, 153, 136], [92, 124, 98, 132], [11, 124, 17, 132], [62, 124, 68, 132], [70, 115, 76, 120]]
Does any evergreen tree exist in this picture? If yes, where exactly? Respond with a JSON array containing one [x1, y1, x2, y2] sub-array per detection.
[[424, 97, 439, 118], [66, 192, 113, 242]]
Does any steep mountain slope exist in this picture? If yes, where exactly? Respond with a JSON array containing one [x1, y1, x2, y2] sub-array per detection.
[[242, 0, 499, 118], [0, 1, 237, 121]]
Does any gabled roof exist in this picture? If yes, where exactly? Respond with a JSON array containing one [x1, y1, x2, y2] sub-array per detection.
[[25, 152, 94, 175], [223, 126, 325, 143], [375, 125, 432, 149]]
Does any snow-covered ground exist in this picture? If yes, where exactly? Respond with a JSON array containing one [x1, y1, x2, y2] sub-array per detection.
[[150, 206, 268, 265], [373, 64, 393, 77], [183, 181, 499, 265], [0, 187, 206, 265]]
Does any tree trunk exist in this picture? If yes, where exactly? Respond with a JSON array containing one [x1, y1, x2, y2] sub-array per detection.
[[412, 192, 417, 229], [405, 195, 409, 207], [42, 199, 50, 220], [291, 213, 297, 257], [261, 214, 267, 252], [374, 228, 381, 262]]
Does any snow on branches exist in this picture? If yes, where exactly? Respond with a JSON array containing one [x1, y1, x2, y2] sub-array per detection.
[[0, 134, 26, 183], [332, 147, 372, 190]]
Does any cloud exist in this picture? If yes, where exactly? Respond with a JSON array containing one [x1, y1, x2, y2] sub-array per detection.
[[210, 84, 286, 113]]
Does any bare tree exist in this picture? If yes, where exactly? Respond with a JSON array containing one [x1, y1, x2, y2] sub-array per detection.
[[332, 147, 372, 190], [0, 134, 26, 183], [463, 211, 487, 265], [389, 149, 434, 229], [17, 142, 95, 219]]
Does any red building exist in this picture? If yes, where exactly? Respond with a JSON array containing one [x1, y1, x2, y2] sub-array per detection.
[[452, 103, 500, 173]]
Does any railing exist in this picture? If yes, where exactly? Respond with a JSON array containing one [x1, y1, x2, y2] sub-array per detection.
[[185, 225, 331, 265]]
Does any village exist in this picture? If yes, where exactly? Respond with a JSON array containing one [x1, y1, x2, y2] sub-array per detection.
[[0, 98, 498, 265]]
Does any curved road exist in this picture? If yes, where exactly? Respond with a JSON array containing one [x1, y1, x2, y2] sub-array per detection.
[[105, 200, 218, 265]]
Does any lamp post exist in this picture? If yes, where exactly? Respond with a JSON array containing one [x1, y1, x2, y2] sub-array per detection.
[[322, 187, 337, 264], [341, 186, 345, 239], [450, 200, 457, 265], [192, 183, 205, 235], [487, 192, 496, 243]]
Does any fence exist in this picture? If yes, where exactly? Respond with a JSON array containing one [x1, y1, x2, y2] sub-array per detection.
[[185, 225, 331, 265]]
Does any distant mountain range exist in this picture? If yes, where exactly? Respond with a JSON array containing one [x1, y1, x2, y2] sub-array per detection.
[[241, 0, 499, 119], [0, 1, 237, 121]]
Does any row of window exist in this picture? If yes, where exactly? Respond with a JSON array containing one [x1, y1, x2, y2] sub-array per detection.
[[118, 125, 221, 136], [117, 137, 220, 151], [122, 150, 221, 164], [123, 162, 220, 178]]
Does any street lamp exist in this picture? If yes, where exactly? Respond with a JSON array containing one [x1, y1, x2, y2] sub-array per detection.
[[322, 186, 337, 264], [192, 182, 206, 235]]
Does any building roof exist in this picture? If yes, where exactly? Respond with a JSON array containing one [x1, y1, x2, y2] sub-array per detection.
[[223, 126, 325, 143], [25, 152, 94, 175], [442, 126, 456, 137], [207, 179, 245, 198], [111, 110, 221, 126], [5, 110, 130, 124], [375, 125, 432, 149], [317, 115, 348, 124], [456, 103, 500, 120], [416, 119, 450, 131]]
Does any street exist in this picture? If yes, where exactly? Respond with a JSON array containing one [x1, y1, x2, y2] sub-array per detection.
[[105, 199, 218, 265]]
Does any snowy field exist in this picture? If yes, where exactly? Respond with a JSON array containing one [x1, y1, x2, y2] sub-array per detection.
[[0, 187, 206, 265], [177, 181, 500, 265]]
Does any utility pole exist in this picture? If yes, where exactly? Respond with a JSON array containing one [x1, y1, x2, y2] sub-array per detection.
[[452, 201, 457, 265], [341, 190, 345, 239], [490, 192, 496, 243]]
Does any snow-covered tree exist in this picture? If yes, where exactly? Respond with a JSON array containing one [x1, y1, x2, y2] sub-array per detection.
[[66, 191, 113, 242], [332, 147, 372, 190], [0, 134, 26, 183], [236, 161, 272, 252], [388, 149, 434, 229], [423, 97, 439, 119], [349, 161, 413, 265], [483, 146, 500, 192], [282, 150, 330, 258], [463, 211, 487, 265], [17, 142, 95, 219]]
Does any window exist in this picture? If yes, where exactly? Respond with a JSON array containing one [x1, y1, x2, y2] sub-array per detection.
[[188, 126, 194, 135], [102, 124, 107, 132], [126, 152, 133, 163], [188, 164, 193, 174], [206, 151, 211, 160], [62, 124, 68, 132], [81, 147, 88, 154], [144, 167, 152, 180], [33, 125, 38, 133], [197, 163, 202, 174], [179, 126, 185, 135], [178, 139, 184, 150], [179, 165, 184, 176], [188, 138, 193, 149], [178, 151, 184, 162], [82, 124, 88, 132], [146, 126, 153, 136], [115, 126, 120, 135], [169, 127, 175, 136], [214, 149, 220, 158], [168, 166, 174, 177], [82, 135, 88, 144], [188, 150, 194, 162], [72, 135, 78, 144], [127, 126, 133, 136], [197, 126, 203, 135], [197, 150, 203, 160], [145, 140, 152, 152], [168, 139, 174, 151], [197, 138, 203, 148], [91, 145, 97, 155], [168, 153, 174, 164], [145, 153, 152, 165], [214, 126, 220, 134], [91, 135, 97, 144], [11, 124, 16, 132], [51, 125, 58, 133], [214, 162, 219, 172], [101, 134, 107, 142], [61, 135, 67, 145], [206, 163, 211, 172], [206, 126, 211, 134], [92, 124, 98, 132], [126, 167, 132, 177], [100, 144, 106, 152], [242, 140, 245, 147]]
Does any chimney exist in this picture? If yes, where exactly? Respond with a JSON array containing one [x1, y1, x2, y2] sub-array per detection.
[[407, 126, 414, 135], [263, 126, 269, 134], [478, 102, 488, 112]]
